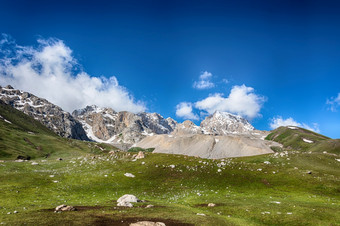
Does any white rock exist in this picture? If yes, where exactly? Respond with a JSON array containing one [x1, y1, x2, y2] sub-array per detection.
[[135, 151, 145, 159], [196, 213, 206, 216], [208, 203, 216, 207], [130, 221, 166, 226], [117, 194, 140, 207], [117, 201, 133, 207], [31, 162, 39, 165], [264, 161, 271, 164], [169, 164, 175, 168], [302, 138, 313, 143], [55, 204, 76, 212], [271, 201, 281, 204], [124, 173, 135, 178]]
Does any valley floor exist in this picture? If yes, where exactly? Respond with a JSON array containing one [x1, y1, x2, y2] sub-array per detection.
[[0, 150, 339, 225]]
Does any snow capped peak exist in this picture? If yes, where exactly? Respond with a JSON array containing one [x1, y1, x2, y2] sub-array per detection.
[[201, 111, 254, 135]]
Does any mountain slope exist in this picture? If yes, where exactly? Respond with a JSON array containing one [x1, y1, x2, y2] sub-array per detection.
[[200, 111, 254, 135], [72, 105, 178, 147], [266, 126, 340, 154], [135, 133, 275, 158], [0, 85, 89, 140], [0, 100, 113, 159]]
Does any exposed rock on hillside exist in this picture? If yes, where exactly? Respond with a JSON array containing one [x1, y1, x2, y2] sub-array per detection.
[[72, 105, 178, 146], [200, 111, 254, 135], [0, 86, 89, 140], [171, 120, 203, 136]]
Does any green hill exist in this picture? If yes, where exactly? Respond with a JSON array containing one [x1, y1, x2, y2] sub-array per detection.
[[0, 100, 115, 159], [0, 105, 339, 225], [265, 126, 340, 154]]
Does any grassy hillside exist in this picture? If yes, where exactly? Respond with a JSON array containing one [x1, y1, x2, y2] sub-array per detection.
[[0, 100, 116, 159], [265, 126, 340, 154], [0, 150, 339, 225], [0, 108, 339, 225]]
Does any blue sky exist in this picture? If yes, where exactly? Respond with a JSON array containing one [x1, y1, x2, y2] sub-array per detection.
[[0, 0, 340, 138]]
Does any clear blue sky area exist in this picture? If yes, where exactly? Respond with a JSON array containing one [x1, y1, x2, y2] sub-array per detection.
[[0, 0, 340, 138]]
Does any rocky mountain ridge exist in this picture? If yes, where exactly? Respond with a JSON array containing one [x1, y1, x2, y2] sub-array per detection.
[[0, 85, 265, 154], [72, 105, 178, 146], [0, 85, 89, 140]]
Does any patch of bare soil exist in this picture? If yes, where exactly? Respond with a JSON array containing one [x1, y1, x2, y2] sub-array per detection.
[[93, 216, 193, 226]]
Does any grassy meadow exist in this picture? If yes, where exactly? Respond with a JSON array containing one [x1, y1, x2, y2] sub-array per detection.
[[0, 101, 339, 225]]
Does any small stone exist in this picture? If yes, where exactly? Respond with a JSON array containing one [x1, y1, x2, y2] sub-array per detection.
[[196, 213, 206, 216], [124, 173, 135, 178], [13, 210, 18, 214], [135, 151, 145, 159], [31, 162, 38, 165], [145, 204, 154, 208], [55, 204, 76, 212], [208, 203, 216, 207], [130, 221, 166, 226]]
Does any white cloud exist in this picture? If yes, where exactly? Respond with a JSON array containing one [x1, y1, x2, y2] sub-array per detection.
[[222, 78, 229, 84], [176, 102, 199, 120], [270, 116, 320, 133], [194, 84, 265, 120], [193, 71, 215, 89], [326, 93, 340, 112], [0, 35, 146, 113]]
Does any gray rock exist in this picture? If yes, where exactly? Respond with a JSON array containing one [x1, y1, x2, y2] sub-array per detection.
[[72, 105, 178, 146], [0, 86, 89, 141], [117, 194, 140, 207]]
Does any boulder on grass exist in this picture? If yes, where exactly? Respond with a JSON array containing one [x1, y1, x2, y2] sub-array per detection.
[[130, 221, 166, 226], [117, 194, 140, 207], [55, 204, 76, 212]]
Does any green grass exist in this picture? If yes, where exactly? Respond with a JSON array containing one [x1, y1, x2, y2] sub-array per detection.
[[127, 147, 155, 153], [0, 105, 339, 225], [0, 100, 117, 160], [266, 126, 340, 154], [0, 150, 339, 225]]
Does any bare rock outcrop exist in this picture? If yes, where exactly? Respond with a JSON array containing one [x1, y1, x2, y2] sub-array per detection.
[[0, 86, 89, 140], [200, 111, 254, 135], [72, 105, 177, 147]]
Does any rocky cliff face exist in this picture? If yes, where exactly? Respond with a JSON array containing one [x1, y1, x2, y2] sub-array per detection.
[[0, 85, 89, 140], [200, 111, 254, 135], [72, 105, 178, 146], [172, 120, 203, 136]]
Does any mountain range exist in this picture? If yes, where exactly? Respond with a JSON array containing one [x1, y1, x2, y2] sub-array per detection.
[[0, 85, 283, 158]]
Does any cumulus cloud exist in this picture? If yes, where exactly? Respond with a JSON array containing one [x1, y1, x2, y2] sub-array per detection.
[[326, 93, 340, 112], [270, 116, 320, 133], [0, 35, 146, 113], [193, 71, 215, 89], [175, 102, 199, 120], [195, 85, 265, 120]]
